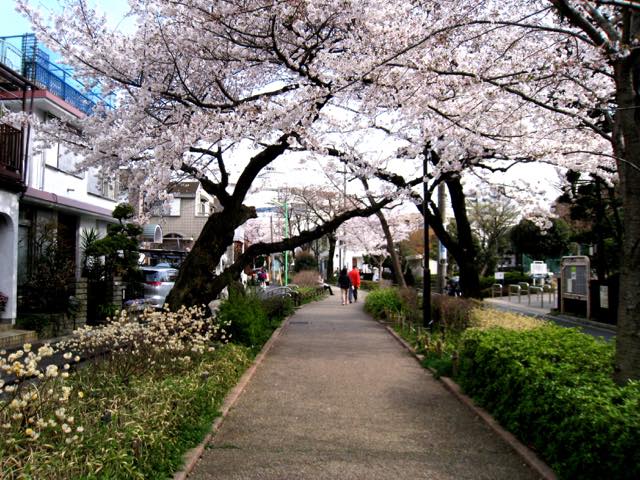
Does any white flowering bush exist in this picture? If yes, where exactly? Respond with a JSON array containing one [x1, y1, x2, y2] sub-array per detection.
[[0, 342, 85, 474], [0, 306, 246, 479], [60, 305, 230, 380]]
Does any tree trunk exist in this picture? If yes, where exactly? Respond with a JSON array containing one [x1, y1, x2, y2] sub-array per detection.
[[166, 206, 255, 309], [326, 231, 337, 279], [613, 51, 640, 383], [375, 210, 407, 288], [445, 176, 481, 297]]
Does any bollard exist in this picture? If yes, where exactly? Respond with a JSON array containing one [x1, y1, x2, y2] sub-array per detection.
[[529, 286, 543, 308], [508, 284, 521, 302]]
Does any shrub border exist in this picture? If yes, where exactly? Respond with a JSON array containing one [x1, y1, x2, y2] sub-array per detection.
[[173, 314, 291, 480], [380, 320, 557, 480]]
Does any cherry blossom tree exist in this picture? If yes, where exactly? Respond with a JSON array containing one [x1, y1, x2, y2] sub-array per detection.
[[15, 0, 396, 308], [368, 0, 637, 381], [375, 0, 637, 382], [17, 0, 640, 381]]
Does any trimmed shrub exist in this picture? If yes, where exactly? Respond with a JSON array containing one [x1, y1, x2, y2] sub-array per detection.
[[364, 288, 403, 319], [292, 270, 321, 287], [260, 296, 294, 324], [359, 280, 380, 291], [398, 287, 420, 324], [216, 294, 272, 348], [457, 326, 640, 480], [431, 295, 478, 334], [297, 286, 324, 304]]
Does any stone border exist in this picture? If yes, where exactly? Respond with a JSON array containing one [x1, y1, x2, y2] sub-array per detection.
[[381, 322, 557, 480], [173, 316, 291, 480]]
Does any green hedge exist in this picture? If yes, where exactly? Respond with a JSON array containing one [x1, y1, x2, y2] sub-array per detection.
[[458, 326, 640, 479], [359, 280, 380, 291], [364, 288, 403, 319], [216, 294, 275, 348]]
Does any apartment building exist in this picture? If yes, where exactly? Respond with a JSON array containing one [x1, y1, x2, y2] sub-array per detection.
[[0, 34, 118, 326]]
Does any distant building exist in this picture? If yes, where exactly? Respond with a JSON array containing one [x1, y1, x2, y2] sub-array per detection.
[[147, 181, 216, 252], [145, 181, 244, 275]]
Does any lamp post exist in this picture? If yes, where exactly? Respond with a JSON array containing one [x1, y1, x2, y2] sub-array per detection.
[[423, 153, 432, 328]]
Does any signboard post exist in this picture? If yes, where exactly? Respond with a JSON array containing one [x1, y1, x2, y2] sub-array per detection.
[[560, 256, 591, 319]]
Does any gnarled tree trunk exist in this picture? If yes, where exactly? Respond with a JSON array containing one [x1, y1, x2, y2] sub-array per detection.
[[613, 48, 640, 383]]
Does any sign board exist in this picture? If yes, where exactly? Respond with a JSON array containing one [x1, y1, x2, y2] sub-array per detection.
[[600, 286, 609, 309], [530, 261, 548, 276], [560, 256, 591, 319], [494, 272, 505, 280]]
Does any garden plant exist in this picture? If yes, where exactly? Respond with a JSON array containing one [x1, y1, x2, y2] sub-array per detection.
[[0, 305, 251, 479]]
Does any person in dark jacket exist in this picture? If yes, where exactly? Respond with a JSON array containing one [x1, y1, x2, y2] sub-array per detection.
[[337, 267, 351, 305]]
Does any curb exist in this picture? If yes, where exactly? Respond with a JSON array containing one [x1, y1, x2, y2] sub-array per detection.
[[173, 316, 291, 480], [381, 322, 557, 480]]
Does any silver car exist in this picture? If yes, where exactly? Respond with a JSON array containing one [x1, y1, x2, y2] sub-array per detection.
[[142, 266, 178, 308]]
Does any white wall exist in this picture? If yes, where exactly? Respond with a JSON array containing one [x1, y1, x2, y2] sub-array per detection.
[[27, 106, 118, 212], [0, 191, 19, 324]]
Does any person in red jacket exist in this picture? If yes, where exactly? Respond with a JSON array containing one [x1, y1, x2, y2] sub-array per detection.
[[348, 266, 361, 303]]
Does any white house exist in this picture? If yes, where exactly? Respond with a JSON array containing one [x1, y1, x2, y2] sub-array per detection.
[[0, 34, 118, 326]]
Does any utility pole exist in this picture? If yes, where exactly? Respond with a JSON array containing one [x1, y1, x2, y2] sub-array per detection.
[[337, 167, 348, 270], [284, 200, 289, 285], [270, 215, 275, 285], [437, 183, 447, 293], [423, 153, 432, 328]]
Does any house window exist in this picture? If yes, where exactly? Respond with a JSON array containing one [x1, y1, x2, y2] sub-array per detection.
[[167, 198, 181, 216], [88, 168, 119, 200], [43, 113, 82, 176], [196, 198, 211, 217]]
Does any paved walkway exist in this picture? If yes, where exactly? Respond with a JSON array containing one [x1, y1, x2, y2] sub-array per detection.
[[189, 295, 538, 479]]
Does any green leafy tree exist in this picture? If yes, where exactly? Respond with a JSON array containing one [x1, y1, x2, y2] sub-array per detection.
[[510, 218, 572, 264], [293, 250, 318, 272], [557, 171, 623, 281], [468, 199, 519, 276]]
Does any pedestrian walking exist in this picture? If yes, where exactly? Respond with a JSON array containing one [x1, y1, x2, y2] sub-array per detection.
[[348, 266, 361, 303], [258, 268, 267, 288], [337, 267, 351, 305]]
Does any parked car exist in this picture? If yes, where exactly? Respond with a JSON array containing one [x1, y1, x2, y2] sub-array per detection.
[[141, 265, 178, 308]]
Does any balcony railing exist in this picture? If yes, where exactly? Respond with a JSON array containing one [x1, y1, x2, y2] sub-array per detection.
[[0, 34, 110, 116], [0, 123, 25, 190]]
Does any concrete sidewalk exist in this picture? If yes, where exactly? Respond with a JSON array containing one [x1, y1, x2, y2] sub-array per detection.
[[188, 295, 538, 480]]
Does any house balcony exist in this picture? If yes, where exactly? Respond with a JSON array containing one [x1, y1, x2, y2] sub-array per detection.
[[0, 123, 25, 192], [1, 34, 111, 117]]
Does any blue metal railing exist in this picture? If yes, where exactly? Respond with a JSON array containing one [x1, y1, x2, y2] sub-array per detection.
[[0, 34, 110, 116]]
